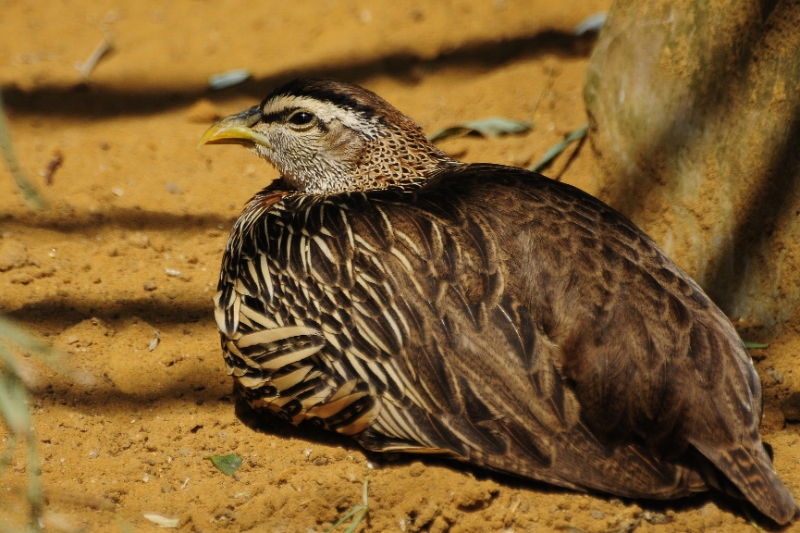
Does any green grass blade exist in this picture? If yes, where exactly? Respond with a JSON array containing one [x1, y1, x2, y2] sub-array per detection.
[[530, 122, 588, 173], [0, 355, 42, 527], [325, 505, 366, 533], [0, 315, 65, 380], [0, 346, 31, 434], [743, 341, 769, 349], [342, 508, 368, 533], [325, 475, 370, 533], [0, 315, 55, 356], [0, 90, 45, 209], [0, 317, 56, 529]]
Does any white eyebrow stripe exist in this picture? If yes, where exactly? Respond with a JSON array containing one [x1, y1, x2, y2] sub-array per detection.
[[261, 95, 378, 132]]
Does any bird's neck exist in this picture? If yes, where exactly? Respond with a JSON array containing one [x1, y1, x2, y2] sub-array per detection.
[[355, 144, 461, 192], [285, 146, 462, 195]]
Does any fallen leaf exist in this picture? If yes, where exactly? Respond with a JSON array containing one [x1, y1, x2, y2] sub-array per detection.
[[205, 453, 242, 476], [429, 117, 532, 142], [209, 69, 251, 90]]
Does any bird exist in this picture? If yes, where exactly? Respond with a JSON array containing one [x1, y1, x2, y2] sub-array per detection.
[[198, 78, 798, 524]]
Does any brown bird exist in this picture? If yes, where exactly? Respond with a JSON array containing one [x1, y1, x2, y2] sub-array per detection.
[[199, 78, 797, 524]]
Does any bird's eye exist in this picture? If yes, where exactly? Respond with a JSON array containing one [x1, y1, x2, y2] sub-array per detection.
[[287, 111, 316, 127]]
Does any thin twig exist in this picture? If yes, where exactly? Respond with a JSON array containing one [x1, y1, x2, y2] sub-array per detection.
[[531, 66, 554, 118], [77, 34, 114, 80], [42, 150, 63, 185]]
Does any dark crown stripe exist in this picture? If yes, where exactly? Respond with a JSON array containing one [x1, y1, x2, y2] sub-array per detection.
[[263, 78, 379, 120]]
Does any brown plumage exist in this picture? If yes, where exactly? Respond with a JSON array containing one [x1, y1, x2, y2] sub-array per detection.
[[199, 78, 798, 524]]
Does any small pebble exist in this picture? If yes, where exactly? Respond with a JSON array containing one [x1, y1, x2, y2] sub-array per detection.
[[642, 511, 669, 524], [149, 331, 160, 351], [766, 367, 784, 384], [698, 502, 717, 516], [10, 273, 34, 285], [0, 239, 29, 272], [165, 181, 182, 194]]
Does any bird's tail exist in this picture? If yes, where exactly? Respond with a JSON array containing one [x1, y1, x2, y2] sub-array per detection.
[[692, 440, 798, 524]]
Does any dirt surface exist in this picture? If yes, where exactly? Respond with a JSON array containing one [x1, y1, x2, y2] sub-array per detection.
[[1, 1, 799, 532]]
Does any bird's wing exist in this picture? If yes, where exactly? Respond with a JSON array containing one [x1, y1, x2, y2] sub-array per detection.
[[345, 184, 712, 498], [217, 181, 708, 498], [444, 165, 797, 521]]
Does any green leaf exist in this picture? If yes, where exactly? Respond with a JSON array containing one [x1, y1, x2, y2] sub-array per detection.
[[429, 117, 532, 142], [743, 341, 769, 349], [530, 122, 589, 173], [205, 453, 242, 476]]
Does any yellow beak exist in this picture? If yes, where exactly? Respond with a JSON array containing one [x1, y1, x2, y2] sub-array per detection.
[[197, 106, 273, 150]]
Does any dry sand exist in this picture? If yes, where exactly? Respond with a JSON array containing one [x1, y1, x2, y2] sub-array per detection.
[[1, 1, 798, 532]]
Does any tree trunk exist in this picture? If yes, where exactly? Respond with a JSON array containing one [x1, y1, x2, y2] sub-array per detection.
[[584, 0, 800, 327]]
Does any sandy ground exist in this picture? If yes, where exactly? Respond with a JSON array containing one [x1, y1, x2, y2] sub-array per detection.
[[1, 1, 799, 532]]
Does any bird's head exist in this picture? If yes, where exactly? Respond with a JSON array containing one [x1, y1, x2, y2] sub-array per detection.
[[199, 78, 458, 195]]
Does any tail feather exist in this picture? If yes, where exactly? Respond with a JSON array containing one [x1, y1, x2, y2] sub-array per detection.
[[692, 441, 798, 524]]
